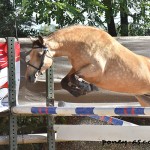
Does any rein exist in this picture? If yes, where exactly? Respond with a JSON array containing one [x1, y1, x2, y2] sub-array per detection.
[[27, 47, 53, 73]]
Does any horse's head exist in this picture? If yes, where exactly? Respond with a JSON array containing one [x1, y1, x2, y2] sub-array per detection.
[[25, 36, 53, 83]]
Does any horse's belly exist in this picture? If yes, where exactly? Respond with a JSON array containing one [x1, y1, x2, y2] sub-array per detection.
[[96, 78, 150, 94]]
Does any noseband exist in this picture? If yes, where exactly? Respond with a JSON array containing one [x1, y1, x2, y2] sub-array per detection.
[[27, 47, 53, 73]]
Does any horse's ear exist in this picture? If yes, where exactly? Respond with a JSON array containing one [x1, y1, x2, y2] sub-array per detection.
[[38, 35, 43, 45], [29, 36, 36, 42]]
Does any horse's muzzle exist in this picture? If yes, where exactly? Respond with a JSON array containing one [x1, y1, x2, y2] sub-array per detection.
[[26, 70, 42, 83], [29, 75, 37, 83]]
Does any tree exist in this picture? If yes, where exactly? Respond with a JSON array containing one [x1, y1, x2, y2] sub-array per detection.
[[0, 0, 16, 37], [103, 0, 117, 36], [20, 0, 106, 27], [120, 0, 128, 36], [128, 0, 150, 35], [0, 0, 37, 37], [11, 0, 150, 36]]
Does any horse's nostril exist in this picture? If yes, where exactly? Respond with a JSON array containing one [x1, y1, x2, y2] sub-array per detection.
[[28, 75, 36, 83], [28, 75, 31, 82]]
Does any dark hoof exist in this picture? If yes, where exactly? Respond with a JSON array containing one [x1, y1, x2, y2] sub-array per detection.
[[78, 81, 99, 92], [71, 75, 99, 92], [69, 86, 87, 97]]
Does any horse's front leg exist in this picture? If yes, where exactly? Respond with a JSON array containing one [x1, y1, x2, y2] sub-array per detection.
[[61, 68, 85, 97], [61, 66, 99, 97], [70, 74, 99, 94]]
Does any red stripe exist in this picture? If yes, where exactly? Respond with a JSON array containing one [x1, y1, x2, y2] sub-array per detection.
[[0, 42, 20, 69], [109, 117, 113, 124], [0, 82, 8, 88], [124, 108, 127, 114], [16, 56, 20, 61], [131, 108, 135, 115], [38, 107, 42, 114], [101, 116, 105, 121], [45, 107, 48, 114]]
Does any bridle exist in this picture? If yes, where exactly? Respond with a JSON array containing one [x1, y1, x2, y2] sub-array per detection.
[[27, 47, 53, 74]]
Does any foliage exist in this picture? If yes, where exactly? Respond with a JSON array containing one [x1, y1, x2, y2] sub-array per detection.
[[1, 0, 150, 36], [17, 0, 150, 36], [0, 0, 16, 37], [127, 0, 150, 35], [39, 24, 56, 36], [0, 0, 37, 37], [0, 116, 47, 150], [20, 0, 106, 28]]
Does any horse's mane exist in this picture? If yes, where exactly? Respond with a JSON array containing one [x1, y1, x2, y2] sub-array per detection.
[[32, 40, 44, 48], [32, 25, 101, 48]]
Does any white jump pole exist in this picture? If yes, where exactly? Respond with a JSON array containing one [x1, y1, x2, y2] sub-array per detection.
[[12, 106, 150, 116], [58, 101, 138, 126]]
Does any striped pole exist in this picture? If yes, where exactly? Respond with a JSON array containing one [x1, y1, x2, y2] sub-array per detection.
[[12, 106, 150, 116], [76, 115, 138, 126], [58, 101, 137, 126]]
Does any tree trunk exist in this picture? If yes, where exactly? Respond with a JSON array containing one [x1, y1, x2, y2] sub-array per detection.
[[103, 0, 117, 36], [120, 0, 128, 36]]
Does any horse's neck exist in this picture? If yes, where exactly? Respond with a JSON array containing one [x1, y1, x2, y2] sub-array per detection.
[[146, 58, 150, 72], [46, 36, 72, 58]]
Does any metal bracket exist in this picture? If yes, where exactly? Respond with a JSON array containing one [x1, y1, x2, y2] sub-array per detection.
[[46, 65, 55, 150], [7, 37, 18, 150]]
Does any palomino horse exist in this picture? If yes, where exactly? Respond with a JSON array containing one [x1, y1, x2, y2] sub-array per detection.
[[25, 25, 150, 107]]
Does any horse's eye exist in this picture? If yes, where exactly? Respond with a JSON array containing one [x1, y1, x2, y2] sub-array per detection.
[[38, 53, 41, 57], [38, 52, 42, 57]]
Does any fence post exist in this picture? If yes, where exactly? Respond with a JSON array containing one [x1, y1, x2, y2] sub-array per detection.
[[46, 64, 55, 150], [7, 37, 17, 150]]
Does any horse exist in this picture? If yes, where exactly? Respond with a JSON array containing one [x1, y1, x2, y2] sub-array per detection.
[[25, 25, 150, 107]]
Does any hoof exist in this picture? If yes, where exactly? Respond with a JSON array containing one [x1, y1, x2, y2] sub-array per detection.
[[69, 86, 87, 97]]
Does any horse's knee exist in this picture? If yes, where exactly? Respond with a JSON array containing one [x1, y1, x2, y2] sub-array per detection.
[[61, 75, 85, 97], [61, 74, 99, 97], [61, 77, 69, 90]]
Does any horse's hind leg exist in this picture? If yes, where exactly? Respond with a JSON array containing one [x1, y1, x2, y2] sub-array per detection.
[[135, 95, 150, 107]]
